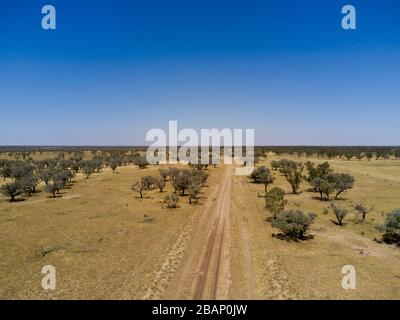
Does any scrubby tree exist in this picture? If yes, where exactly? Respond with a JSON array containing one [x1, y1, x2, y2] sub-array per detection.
[[131, 181, 146, 199], [82, 161, 97, 179], [159, 169, 169, 181], [45, 181, 62, 198], [164, 193, 179, 208], [134, 156, 149, 169], [271, 210, 316, 239], [171, 170, 192, 195], [265, 187, 287, 220], [353, 202, 373, 222], [311, 177, 335, 201], [154, 177, 166, 192], [18, 175, 39, 196], [188, 182, 201, 204], [0, 182, 21, 202], [380, 209, 400, 245], [141, 176, 155, 190], [331, 203, 348, 226], [279, 160, 304, 194], [249, 166, 275, 193], [331, 173, 355, 200]]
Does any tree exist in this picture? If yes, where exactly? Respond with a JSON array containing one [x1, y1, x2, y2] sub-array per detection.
[[270, 160, 280, 171], [331, 202, 348, 226], [164, 193, 179, 208], [134, 156, 149, 169], [18, 175, 39, 196], [131, 181, 145, 199], [0, 182, 21, 202], [305, 161, 332, 183], [159, 169, 169, 181], [380, 209, 400, 245], [279, 160, 304, 194], [141, 176, 155, 190], [154, 177, 166, 192], [249, 166, 275, 193], [271, 210, 316, 239], [171, 170, 192, 195], [82, 161, 96, 179], [265, 187, 287, 220], [188, 182, 201, 204], [311, 177, 335, 201], [353, 202, 373, 222], [45, 181, 62, 198], [108, 158, 120, 173], [331, 173, 355, 200]]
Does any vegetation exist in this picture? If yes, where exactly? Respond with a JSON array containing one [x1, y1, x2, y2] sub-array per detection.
[[380, 209, 400, 245], [265, 187, 287, 220], [271, 210, 316, 239]]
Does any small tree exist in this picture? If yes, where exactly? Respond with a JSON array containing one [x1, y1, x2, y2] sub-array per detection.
[[331, 173, 355, 200], [0, 182, 21, 202], [141, 176, 155, 190], [331, 202, 348, 226], [18, 175, 39, 196], [380, 209, 400, 245], [249, 166, 275, 193], [171, 170, 192, 195], [45, 182, 62, 198], [134, 156, 149, 169], [82, 161, 96, 179], [154, 177, 166, 192], [131, 181, 145, 198], [164, 193, 179, 208], [159, 169, 170, 181], [188, 182, 201, 204], [311, 177, 335, 201], [271, 210, 316, 239], [353, 202, 373, 222], [279, 160, 303, 194], [265, 187, 287, 220]]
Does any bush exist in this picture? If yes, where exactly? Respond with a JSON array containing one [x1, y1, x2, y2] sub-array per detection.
[[249, 166, 275, 193], [265, 187, 287, 220], [164, 193, 179, 208], [45, 182, 62, 198], [380, 209, 400, 245], [271, 210, 316, 239], [279, 160, 304, 194], [331, 202, 348, 226], [0, 182, 21, 202], [154, 177, 166, 192]]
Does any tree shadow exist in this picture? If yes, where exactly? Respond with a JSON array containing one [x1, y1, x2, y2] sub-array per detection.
[[272, 233, 315, 242]]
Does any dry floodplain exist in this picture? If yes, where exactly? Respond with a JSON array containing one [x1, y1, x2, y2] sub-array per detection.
[[1, 154, 400, 299]]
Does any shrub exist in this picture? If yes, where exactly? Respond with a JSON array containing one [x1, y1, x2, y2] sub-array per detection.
[[45, 182, 62, 198], [331, 202, 348, 226], [188, 182, 201, 204], [141, 176, 155, 190], [279, 160, 303, 194], [271, 210, 316, 239], [265, 187, 287, 220], [159, 169, 170, 181], [353, 202, 373, 222], [0, 182, 21, 202], [249, 166, 275, 193], [380, 209, 400, 245], [164, 193, 179, 208], [331, 173, 355, 200], [131, 181, 145, 198], [154, 177, 166, 192]]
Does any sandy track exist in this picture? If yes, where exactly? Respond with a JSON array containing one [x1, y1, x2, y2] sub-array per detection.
[[190, 165, 232, 299]]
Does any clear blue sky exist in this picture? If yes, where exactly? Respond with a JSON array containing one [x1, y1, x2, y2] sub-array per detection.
[[1, 0, 399, 145]]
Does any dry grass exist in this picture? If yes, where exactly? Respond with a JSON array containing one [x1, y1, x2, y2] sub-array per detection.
[[0, 163, 221, 299], [1, 154, 400, 299]]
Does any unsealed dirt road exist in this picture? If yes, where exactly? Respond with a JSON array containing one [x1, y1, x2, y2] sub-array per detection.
[[158, 164, 233, 299]]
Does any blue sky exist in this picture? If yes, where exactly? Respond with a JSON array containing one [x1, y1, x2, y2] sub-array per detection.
[[0, 0, 399, 145]]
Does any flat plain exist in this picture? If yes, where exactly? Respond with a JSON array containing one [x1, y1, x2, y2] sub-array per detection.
[[1, 152, 400, 299]]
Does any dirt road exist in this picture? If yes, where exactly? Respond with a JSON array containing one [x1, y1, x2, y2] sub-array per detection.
[[156, 164, 232, 299]]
